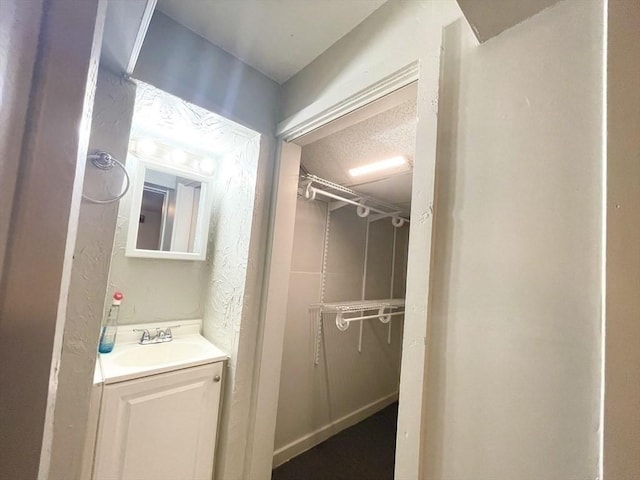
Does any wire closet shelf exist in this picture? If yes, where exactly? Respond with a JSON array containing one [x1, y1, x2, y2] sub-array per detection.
[[300, 174, 409, 227], [311, 299, 405, 331], [309, 299, 405, 365], [301, 173, 408, 364]]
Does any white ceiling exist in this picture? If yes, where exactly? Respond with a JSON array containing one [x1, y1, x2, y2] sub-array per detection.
[[301, 98, 417, 213], [156, 0, 387, 84], [150, 1, 432, 215]]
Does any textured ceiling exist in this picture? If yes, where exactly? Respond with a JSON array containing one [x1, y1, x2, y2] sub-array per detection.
[[301, 98, 417, 212], [156, 0, 387, 83]]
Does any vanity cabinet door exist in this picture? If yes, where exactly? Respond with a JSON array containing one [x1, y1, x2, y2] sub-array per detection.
[[93, 362, 223, 480]]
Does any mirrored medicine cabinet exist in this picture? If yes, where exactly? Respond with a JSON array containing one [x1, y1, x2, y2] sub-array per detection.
[[126, 157, 213, 261]]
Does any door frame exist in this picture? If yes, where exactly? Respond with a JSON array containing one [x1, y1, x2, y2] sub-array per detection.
[[248, 57, 443, 479]]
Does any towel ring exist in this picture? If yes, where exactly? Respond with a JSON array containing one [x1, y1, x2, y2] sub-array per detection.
[[82, 152, 130, 204]]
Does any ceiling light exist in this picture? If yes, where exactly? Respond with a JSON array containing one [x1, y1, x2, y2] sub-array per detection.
[[136, 138, 157, 156], [348, 156, 407, 177]]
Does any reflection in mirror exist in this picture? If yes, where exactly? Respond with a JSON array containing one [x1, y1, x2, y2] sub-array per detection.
[[125, 158, 212, 261], [137, 170, 202, 253]]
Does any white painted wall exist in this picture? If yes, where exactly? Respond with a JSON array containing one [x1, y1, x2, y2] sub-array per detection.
[[49, 69, 136, 480], [426, 1, 603, 478], [273, 198, 408, 465], [604, 1, 640, 478], [0, 0, 107, 477]]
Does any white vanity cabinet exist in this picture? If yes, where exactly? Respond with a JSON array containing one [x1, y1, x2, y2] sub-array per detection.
[[92, 361, 223, 480]]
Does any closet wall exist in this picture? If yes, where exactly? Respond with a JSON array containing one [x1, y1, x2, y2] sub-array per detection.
[[274, 195, 408, 464]]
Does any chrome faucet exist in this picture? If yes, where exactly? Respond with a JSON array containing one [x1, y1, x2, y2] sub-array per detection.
[[133, 326, 178, 345], [156, 327, 175, 342]]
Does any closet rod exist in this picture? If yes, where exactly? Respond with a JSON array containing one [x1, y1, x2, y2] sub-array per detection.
[[337, 310, 405, 324], [304, 184, 409, 225], [334, 308, 405, 331]]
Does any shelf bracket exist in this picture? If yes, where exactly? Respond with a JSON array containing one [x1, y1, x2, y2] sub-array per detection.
[[329, 200, 350, 212]]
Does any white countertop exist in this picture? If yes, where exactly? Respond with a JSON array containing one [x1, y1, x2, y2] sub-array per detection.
[[97, 319, 228, 384]]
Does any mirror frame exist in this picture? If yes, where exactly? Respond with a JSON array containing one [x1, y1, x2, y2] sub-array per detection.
[[125, 156, 213, 261]]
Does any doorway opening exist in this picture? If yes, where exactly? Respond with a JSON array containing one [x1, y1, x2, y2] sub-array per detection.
[[271, 84, 418, 478]]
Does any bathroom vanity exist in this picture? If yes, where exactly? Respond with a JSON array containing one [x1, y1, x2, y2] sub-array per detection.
[[87, 320, 227, 480]]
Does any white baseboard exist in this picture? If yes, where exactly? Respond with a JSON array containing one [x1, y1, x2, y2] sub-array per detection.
[[272, 392, 399, 468]]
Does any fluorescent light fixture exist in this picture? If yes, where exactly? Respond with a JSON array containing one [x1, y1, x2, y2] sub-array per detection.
[[349, 156, 407, 177]]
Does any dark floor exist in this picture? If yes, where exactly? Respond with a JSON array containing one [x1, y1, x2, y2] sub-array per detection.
[[272, 402, 398, 480]]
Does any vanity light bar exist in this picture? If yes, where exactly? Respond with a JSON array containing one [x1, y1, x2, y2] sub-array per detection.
[[348, 156, 407, 177], [131, 136, 216, 175]]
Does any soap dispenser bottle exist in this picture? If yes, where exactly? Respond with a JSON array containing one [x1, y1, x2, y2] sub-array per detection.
[[98, 292, 123, 354]]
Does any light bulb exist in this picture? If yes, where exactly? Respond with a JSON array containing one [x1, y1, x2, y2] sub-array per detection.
[[170, 148, 187, 164], [137, 138, 157, 156], [199, 158, 215, 175]]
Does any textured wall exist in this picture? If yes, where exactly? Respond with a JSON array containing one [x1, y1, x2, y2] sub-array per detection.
[[274, 197, 408, 462], [0, 0, 43, 279], [426, 2, 603, 478], [200, 135, 269, 480], [0, 0, 107, 477], [105, 80, 260, 325], [49, 69, 136, 480], [106, 154, 209, 324]]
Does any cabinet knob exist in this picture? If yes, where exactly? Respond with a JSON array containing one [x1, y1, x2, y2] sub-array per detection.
[[213, 375, 221, 382]]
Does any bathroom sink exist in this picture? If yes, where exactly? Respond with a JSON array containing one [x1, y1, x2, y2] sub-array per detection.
[[109, 340, 214, 368], [98, 321, 227, 384]]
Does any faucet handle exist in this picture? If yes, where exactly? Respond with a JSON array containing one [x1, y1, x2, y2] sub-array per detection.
[[133, 328, 151, 344], [163, 325, 180, 341]]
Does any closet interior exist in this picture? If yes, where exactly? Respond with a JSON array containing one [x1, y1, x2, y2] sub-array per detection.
[[273, 86, 418, 477]]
